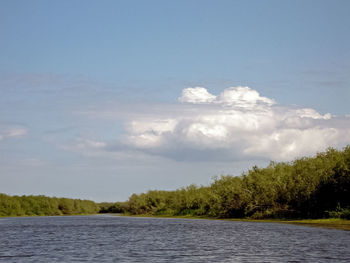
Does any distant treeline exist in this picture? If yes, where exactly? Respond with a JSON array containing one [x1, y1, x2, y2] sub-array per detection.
[[0, 194, 100, 216], [2, 146, 350, 219], [121, 146, 350, 219]]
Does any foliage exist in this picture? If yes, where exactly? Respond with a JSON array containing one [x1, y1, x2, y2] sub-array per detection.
[[123, 146, 350, 219], [98, 202, 126, 213], [2, 146, 349, 220], [0, 194, 99, 216]]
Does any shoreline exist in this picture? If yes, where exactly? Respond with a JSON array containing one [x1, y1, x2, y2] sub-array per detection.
[[0, 213, 100, 218], [2, 213, 349, 231], [120, 213, 350, 231]]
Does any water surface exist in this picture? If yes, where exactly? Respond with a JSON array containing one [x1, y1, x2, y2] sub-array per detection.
[[0, 215, 349, 262]]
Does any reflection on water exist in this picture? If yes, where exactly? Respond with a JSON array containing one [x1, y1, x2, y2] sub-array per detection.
[[0, 215, 349, 262]]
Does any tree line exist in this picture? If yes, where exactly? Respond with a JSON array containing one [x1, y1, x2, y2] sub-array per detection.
[[122, 146, 350, 219], [1, 146, 349, 219], [0, 194, 100, 216]]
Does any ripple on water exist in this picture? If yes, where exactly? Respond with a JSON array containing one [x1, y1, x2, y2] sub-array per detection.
[[0, 215, 349, 262]]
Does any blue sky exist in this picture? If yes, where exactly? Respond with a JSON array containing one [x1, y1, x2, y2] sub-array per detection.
[[1, 0, 349, 201]]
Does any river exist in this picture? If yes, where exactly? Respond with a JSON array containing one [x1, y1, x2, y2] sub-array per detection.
[[0, 215, 349, 262]]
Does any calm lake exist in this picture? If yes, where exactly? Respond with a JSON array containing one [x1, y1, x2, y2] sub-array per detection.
[[0, 215, 349, 262]]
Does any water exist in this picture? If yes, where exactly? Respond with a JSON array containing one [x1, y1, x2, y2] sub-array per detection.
[[0, 215, 349, 262]]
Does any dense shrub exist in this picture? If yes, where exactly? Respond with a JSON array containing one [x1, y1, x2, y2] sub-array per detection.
[[0, 194, 99, 216], [123, 146, 350, 219]]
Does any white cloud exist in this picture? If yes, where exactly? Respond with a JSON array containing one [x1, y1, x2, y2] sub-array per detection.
[[244, 127, 345, 160], [125, 119, 177, 148], [6, 128, 27, 137], [60, 136, 167, 165], [179, 86, 275, 108], [0, 125, 27, 141], [216, 86, 275, 107], [61, 138, 106, 156], [120, 86, 350, 161], [68, 86, 350, 162], [179, 87, 216, 104]]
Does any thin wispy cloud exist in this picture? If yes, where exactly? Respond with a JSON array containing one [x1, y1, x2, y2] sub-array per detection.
[[0, 124, 27, 141]]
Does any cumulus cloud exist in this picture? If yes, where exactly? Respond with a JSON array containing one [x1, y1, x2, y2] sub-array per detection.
[[216, 86, 275, 108], [67, 86, 350, 162], [179, 86, 275, 108], [120, 86, 350, 161], [179, 87, 217, 104]]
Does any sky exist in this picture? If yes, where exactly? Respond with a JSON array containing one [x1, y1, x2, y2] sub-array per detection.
[[1, 0, 350, 202]]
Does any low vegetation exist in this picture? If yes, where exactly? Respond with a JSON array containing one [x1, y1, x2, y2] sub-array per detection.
[[0, 194, 100, 216], [121, 146, 350, 220], [1, 146, 349, 224]]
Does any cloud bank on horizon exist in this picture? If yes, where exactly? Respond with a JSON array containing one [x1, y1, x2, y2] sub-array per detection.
[[117, 86, 349, 162]]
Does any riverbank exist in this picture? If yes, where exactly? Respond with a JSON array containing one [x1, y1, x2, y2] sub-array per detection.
[[121, 214, 350, 231], [275, 218, 350, 231], [2, 213, 349, 231], [0, 213, 104, 218]]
